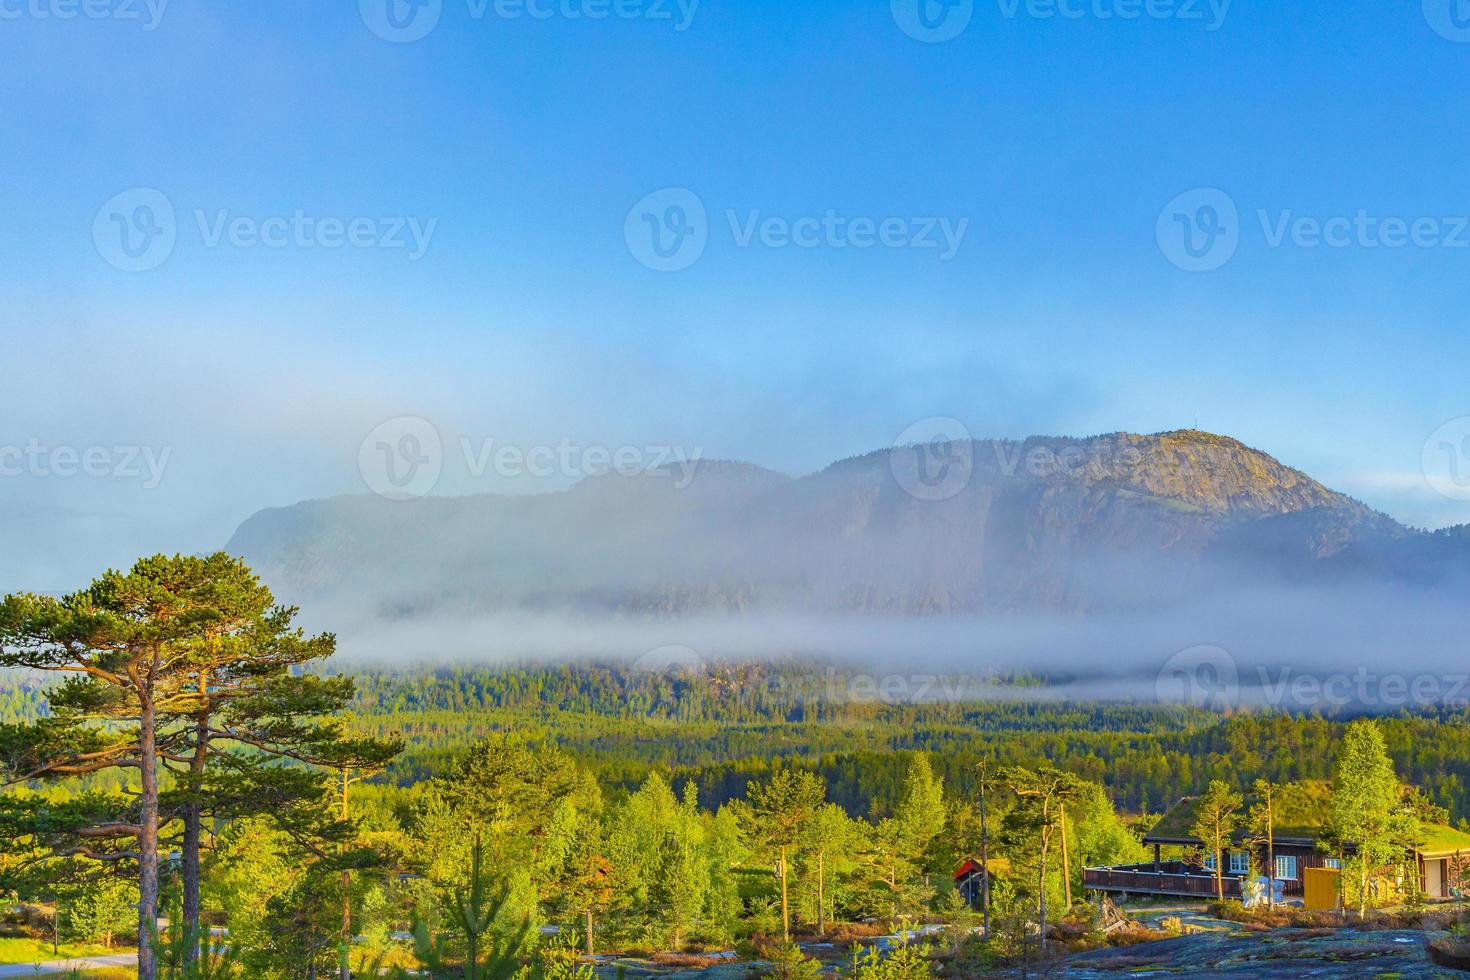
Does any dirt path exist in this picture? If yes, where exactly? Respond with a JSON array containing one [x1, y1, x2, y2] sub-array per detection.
[[0, 952, 136, 976]]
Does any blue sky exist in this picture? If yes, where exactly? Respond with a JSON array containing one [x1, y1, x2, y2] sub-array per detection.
[[2, 0, 1469, 589]]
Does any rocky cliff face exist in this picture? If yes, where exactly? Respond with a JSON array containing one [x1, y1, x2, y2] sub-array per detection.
[[224, 430, 1443, 624]]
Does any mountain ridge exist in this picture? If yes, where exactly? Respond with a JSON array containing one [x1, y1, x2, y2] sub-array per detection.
[[225, 429, 1457, 626]]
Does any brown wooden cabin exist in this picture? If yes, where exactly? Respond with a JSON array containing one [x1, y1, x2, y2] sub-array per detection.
[[953, 857, 1009, 910], [1083, 790, 1470, 903]]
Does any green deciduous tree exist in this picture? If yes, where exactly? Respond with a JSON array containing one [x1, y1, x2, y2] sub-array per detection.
[[1190, 780, 1242, 902], [66, 874, 138, 948], [1330, 719, 1401, 918]]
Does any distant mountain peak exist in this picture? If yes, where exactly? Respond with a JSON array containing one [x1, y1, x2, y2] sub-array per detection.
[[223, 429, 1455, 627]]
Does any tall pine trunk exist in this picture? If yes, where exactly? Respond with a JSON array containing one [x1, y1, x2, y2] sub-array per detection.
[[1059, 805, 1072, 909], [181, 804, 200, 962], [137, 686, 159, 980], [779, 845, 790, 942], [979, 781, 990, 939], [182, 703, 209, 967], [340, 769, 352, 980], [1266, 825, 1275, 910], [1037, 831, 1049, 959]]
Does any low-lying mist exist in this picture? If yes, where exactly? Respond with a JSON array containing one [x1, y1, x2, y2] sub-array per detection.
[[228, 432, 1470, 713], [313, 577, 1470, 713]]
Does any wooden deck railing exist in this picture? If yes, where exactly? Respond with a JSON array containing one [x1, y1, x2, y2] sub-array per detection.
[[1083, 864, 1236, 897], [1082, 862, 1303, 897]]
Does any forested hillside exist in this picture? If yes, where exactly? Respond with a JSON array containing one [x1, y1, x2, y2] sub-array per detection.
[[337, 664, 1470, 825]]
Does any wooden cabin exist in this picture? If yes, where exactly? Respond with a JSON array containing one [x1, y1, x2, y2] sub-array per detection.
[[953, 857, 1009, 910], [1083, 786, 1470, 904]]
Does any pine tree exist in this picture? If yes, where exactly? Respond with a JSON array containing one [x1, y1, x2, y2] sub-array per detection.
[[972, 759, 998, 939], [66, 875, 138, 948], [895, 752, 946, 869], [0, 556, 234, 980], [1247, 778, 1279, 908], [1000, 766, 1085, 959], [0, 554, 397, 979], [799, 803, 851, 935], [152, 553, 400, 969], [744, 768, 825, 942]]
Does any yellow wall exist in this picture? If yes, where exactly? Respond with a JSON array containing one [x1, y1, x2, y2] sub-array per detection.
[[1303, 867, 1340, 911]]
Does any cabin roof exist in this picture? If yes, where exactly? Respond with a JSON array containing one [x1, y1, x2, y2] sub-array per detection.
[[1143, 782, 1470, 856], [1419, 823, 1470, 858], [1143, 782, 1333, 846], [954, 857, 1010, 880]]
